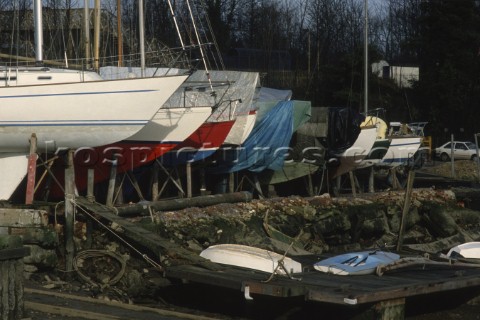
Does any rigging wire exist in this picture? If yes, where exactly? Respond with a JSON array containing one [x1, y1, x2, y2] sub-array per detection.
[[185, 0, 213, 91], [166, 0, 186, 50], [198, 0, 225, 70]]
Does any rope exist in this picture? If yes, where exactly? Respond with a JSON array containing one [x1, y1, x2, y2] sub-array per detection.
[[73, 249, 126, 288], [68, 198, 163, 271]]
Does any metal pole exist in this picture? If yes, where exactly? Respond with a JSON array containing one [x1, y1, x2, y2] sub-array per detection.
[[83, 0, 90, 69], [94, 0, 100, 71], [117, 0, 123, 67], [450, 134, 455, 178], [33, 0, 43, 64], [364, 0, 368, 114], [475, 134, 480, 182], [138, 0, 145, 77]]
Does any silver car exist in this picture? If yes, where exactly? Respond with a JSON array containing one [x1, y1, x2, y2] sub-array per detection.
[[435, 141, 478, 161]]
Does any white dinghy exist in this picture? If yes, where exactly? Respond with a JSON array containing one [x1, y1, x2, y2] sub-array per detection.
[[447, 242, 480, 259], [200, 244, 303, 275], [314, 250, 400, 276]]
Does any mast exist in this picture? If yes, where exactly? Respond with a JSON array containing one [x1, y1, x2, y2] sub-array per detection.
[[139, 0, 145, 77], [364, 0, 369, 114], [33, 0, 43, 65], [83, 0, 91, 69], [117, 0, 123, 67], [94, 0, 100, 71]]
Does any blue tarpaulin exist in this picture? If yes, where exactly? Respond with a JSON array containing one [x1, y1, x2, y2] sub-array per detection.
[[211, 100, 294, 173]]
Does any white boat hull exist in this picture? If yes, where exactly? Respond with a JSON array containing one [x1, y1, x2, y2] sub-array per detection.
[[379, 137, 422, 167], [447, 242, 480, 259], [331, 126, 377, 178], [223, 111, 257, 145], [125, 106, 212, 144], [200, 244, 303, 275], [0, 154, 29, 200], [0, 75, 188, 152]]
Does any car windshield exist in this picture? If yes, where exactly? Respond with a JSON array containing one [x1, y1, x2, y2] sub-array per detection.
[[465, 142, 477, 150]]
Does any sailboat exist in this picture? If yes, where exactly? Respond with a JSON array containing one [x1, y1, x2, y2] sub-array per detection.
[[350, 1, 425, 174], [0, 1, 187, 200]]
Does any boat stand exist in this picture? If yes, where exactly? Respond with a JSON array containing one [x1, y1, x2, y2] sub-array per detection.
[[33, 155, 64, 202], [236, 174, 264, 199], [25, 134, 38, 205], [152, 159, 185, 200]]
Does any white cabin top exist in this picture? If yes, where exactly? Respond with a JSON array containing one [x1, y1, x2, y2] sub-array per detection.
[[0, 67, 103, 87]]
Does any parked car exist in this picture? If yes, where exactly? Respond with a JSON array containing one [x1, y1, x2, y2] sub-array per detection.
[[435, 141, 478, 161]]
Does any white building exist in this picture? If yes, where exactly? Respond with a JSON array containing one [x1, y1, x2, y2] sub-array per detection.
[[372, 60, 419, 88]]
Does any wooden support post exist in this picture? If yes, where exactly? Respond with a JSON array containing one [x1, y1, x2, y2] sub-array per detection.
[[373, 298, 405, 320], [229, 172, 235, 193], [349, 171, 357, 197], [450, 133, 455, 178], [64, 150, 76, 277], [114, 174, 125, 205], [199, 167, 207, 196], [368, 166, 375, 193], [390, 168, 400, 190], [151, 162, 159, 200], [25, 134, 38, 205], [475, 133, 480, 183], [307, 173, 314, 197], [85, 169, 94, 249], [354, 172, 362, 194], [106, 156, 118, 207], [253, 175, 264, 199], [396, 169, 415, 252], [86, 169, 95, 202], [186, 162, 192, 198], [126, 171, 145, 201]]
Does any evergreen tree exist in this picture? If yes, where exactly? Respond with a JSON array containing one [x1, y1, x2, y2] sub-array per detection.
[[412, 0, 480, 143]]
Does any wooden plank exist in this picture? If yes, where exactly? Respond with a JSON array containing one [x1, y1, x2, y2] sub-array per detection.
[[25, 287, 217, 320], [25, 301, 123, 320], [0, 208, 47, 227], [164, 258, 480, 306], [307, 272, 480, 305]]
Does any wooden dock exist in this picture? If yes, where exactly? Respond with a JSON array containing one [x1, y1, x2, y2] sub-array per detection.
[[163, 260, 480, 303], [162, 256, 480, 318]]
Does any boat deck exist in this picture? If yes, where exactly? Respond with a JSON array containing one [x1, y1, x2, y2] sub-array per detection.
[[164, 256, 480, 306]]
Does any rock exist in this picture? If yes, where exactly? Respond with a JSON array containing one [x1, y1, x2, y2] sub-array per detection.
[[23, 245, 58, 269], [423, 204, 460, 237]]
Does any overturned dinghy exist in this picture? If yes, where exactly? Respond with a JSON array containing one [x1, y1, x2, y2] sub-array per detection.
[[200, 244, 303, 275], [447, 242, 480, 259], [314, 250, 400, 276]]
